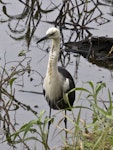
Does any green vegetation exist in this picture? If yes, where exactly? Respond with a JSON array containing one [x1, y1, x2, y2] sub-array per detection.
[[2, 80, 113, 150]]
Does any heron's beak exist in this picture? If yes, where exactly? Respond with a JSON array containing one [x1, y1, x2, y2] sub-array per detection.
[[37, 35, 49, 44]]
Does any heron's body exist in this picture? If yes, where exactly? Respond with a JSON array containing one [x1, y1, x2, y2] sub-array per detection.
[[44, 66, 75, 110], [37, 27, 75, 111]]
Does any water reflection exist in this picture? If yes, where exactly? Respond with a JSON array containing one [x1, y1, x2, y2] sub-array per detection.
[[1, 0, 112, 70], [0, 0, 113, 149], [1, 0, 60, 47], [0, 0, 110, 47], [103, 0, 113, 16]]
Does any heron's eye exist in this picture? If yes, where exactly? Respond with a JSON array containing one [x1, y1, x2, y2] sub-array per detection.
[[49, 32, 56, 36]]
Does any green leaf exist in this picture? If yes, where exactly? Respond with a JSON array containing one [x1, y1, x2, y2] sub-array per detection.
[[87, 81, 95, 92], [75, 87, 90, 93], [95, 82, 106, 95], [76, 107, 81, 126], [9, 77, 17, 88], [23, 120, 37, 139], [18, 50, 26, 57], [107, 89, 112, 116], [91, 101, 113, 120]]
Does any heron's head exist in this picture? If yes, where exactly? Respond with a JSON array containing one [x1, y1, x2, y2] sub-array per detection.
[[37, 27, 60, 44]]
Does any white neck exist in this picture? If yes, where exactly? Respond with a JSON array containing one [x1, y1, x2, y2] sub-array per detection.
[[46, 38, 60, 77]]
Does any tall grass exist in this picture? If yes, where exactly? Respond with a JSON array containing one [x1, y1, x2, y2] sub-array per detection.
[[7, 81, 113, 150]]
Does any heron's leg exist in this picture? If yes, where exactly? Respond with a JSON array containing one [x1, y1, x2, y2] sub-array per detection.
[[47, 107, 51, 142], [64, 110, 67, 139], [48, 107, 52, 130]]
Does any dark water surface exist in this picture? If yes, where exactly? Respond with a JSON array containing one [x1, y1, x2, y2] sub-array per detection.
[[0, 0, 113, 149]]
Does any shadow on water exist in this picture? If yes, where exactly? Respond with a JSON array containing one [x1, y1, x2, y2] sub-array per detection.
[[0, 0, 111, 47], [65, 36, 113, 70], [0, 0, 113, 149]]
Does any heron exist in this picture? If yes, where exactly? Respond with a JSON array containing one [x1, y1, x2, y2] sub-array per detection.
[[37, 27, 75, 134]]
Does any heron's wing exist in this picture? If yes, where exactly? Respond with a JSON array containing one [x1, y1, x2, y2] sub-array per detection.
[[58, 66, 75, 90], [58, 66, 75, 107]]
